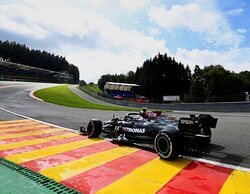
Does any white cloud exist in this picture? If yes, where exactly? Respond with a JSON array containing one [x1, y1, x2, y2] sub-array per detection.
[[0, 14, 46, 39], [120, 0, 149, 12], [80, 0, 105, 7], [58, 32, 168, 82], [175, 48, 250, 73], [226, 8, 244, 16], [148, 2, 244, 48], [0, 0, 248, 82], [236, 28, 247, 34], [0, 0, 166, 50], [0, 0, 168, 81], [64, 48, 145, 82], [148, 27, 160, 36]]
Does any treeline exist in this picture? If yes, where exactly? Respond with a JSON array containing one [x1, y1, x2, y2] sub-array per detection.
[[185, 65, 250, 102], [0, 40, 79, 83], [98, 53, 191, 102], [98, 53, 250, 102]]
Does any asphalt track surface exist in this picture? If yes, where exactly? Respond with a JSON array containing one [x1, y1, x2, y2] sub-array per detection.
[[0, 81, 250, 169], [68, 85, 125, 107]]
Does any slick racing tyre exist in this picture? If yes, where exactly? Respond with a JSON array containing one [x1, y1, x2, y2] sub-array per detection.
[[154, 132, 179, 160], [86, 119, 102, 138], [199, 127, 212, 145]]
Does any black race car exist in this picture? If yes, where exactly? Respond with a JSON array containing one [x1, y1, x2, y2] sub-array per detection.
[[80, 112, 218, 160]]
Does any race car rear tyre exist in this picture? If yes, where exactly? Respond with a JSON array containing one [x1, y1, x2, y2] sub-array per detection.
[[154, 132, 179, 160], [87, 119, 102, 138], [200, 127, 211, 145]]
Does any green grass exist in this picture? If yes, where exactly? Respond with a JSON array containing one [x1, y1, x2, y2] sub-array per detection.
[[34, 84, 138, 111], [83, 84, 102, 95]]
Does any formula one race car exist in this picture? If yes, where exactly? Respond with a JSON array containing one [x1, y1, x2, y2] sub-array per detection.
[[80, 111, 218, 160]]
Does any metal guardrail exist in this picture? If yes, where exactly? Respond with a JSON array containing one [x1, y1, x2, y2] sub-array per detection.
[[80, 87, 250, 112]]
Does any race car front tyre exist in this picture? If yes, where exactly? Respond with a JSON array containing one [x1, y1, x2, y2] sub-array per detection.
[[87, 119, 102, 138], [154, 132, 179, 160]]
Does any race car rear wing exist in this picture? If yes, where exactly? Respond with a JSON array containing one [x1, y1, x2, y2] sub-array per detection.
[[178, 114, 218, 131], [197, 114, 218, 128]]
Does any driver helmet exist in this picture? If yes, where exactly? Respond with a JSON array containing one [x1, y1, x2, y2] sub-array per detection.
[[140, 107, 149, 118]]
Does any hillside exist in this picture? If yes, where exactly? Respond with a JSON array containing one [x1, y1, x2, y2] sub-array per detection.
[[0, 60, 73, 83], [0, 40, 79, 83]]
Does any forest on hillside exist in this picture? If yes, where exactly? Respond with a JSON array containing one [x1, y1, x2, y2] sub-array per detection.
[[0, 40, 79, 83], [98, 53, 250, 102]]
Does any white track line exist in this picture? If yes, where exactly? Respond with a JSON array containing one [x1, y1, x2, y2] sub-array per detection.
[[0, 85, 27, 90], [28, 90, 44, 101], [182, 155, 250, 173], [0, 106, 250, 173], [0, 107, 80, 134]]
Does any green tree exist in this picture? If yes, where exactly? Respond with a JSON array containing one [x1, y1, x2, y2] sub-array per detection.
[[238, 71, 250, 92], [203, 65, 245, 101], [184, 65, 205, 102], [0, 40, 79, 83], [135, 53, 191, 101], [98, 74, 113, 90]]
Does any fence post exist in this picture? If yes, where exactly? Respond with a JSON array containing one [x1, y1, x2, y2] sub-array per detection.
[[245, 92, 249, 101]]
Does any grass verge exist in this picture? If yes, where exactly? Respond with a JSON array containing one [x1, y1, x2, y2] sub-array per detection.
[[34, 84, 138, 111], [83, 84, 103, 95]]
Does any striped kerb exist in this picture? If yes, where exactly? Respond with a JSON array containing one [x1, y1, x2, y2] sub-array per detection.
[[0, 119, 249, 194], [156, 161, 232, 194]]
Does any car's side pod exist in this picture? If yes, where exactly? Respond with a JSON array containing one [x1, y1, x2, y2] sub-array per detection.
[[154, 127, 182, 160]]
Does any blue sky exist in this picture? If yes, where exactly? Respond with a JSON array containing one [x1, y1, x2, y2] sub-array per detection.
[[0, 0, 249, 82]]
